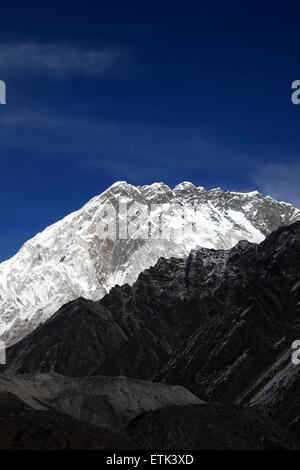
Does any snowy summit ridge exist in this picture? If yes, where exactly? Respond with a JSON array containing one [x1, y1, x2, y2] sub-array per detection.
[[0, 181, 299, 345]]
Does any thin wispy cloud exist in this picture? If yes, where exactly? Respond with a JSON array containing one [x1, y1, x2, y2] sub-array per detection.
[[254, 162, 300, 209], [0, 42, 123, 77], [1, 110, 107, 130]]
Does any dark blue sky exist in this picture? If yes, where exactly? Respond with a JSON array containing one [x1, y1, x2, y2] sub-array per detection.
[[0, 1, 300, 261]]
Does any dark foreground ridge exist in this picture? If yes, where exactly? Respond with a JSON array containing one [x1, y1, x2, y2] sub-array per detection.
[[1, 221, 300, 448], [0, 374, 297, 450]]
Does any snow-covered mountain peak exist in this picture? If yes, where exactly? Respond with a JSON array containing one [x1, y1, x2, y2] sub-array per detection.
[[173, 181, 195, 191], [0, 181, 299, 345], [102, 180, 141, 197]]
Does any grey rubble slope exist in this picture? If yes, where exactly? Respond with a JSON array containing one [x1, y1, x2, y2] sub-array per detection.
[[0, 373, 297, 450]]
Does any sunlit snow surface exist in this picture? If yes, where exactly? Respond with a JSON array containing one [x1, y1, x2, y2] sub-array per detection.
[[0, 181, 299, 345]]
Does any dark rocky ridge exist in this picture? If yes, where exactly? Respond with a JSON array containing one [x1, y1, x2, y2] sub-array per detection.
[[1, 222, 300, 441], [128, 404, 298, 450]]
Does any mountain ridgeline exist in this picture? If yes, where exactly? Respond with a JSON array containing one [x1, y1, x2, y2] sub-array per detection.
[[0, 181, 299, 346], [1, 182, 300, 450]]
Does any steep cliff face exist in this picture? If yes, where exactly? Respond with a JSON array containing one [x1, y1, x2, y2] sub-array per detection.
[[1, 181, 299, 345], [2, 222, 300, 439]]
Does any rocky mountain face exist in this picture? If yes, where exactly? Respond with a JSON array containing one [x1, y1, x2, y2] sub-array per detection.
[[1, 180, 300, 450], [2, 221, 300, 444], [0, 181, 299, 346], [157, 223, 300, 431]]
